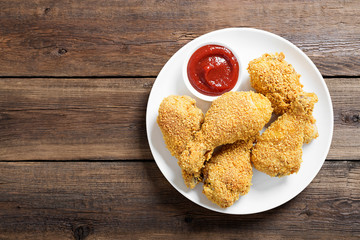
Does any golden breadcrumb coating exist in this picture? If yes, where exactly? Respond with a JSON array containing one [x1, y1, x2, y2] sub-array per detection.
[[251, 92, 318, 177], [179, 91, 273, 188], [203, 138, 255, 208], [157, 95, 204, 159], [248, 52, 319, 143], [247, 52, 303, 115], [303, 115, 319, 144]]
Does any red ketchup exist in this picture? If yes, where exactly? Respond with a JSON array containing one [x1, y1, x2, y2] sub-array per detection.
[[187, 44, 239, 96]]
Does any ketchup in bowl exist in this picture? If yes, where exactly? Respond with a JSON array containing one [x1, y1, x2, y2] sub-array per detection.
[[187, 44, 239, 96]]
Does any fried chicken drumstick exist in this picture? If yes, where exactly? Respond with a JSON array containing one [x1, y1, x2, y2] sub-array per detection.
[[157, 95, 204, 159], [179, 91, 273, 188], [202, 138, 255, 208], [251, 93, 318, 177], [248, 52, 319, 144], [247, 52, 303, 115]]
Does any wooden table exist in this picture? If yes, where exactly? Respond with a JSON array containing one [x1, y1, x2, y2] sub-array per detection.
[[1, 1, 359, 239]]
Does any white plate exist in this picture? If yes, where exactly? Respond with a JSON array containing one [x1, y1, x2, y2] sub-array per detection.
[[146, 28, 333, 214]]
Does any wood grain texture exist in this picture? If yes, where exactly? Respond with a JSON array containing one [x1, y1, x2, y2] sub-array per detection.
[[326, 78, 360, 160], [0, 78, 154, 160], [0, 161, 359, 239], [0, 0, 359, 77], [1, 77, 359, 161]]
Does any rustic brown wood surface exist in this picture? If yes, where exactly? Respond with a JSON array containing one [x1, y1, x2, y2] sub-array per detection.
[[0, 161, 359, 239], [0, 0, 359, 239], [0, 0, 359, 77]]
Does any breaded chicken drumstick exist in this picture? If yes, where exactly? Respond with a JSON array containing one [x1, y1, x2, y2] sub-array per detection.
[[202, 137, 255, 208], [251, 92, 318, 177], [157, 95, 204, 160], [247, 52, 319, 143], [247, 52, 303, 115], [179, 91, 273, 188]]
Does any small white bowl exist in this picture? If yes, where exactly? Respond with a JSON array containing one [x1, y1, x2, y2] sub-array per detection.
[[182, 41, 242, 102]]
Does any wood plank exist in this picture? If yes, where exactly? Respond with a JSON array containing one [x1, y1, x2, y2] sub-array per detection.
[[326, 78, 360, 160], [0, 0, 359, 77], [0, 161, 359, 239], [1, 77, 359, 160], [0, 78, 154, 160]]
